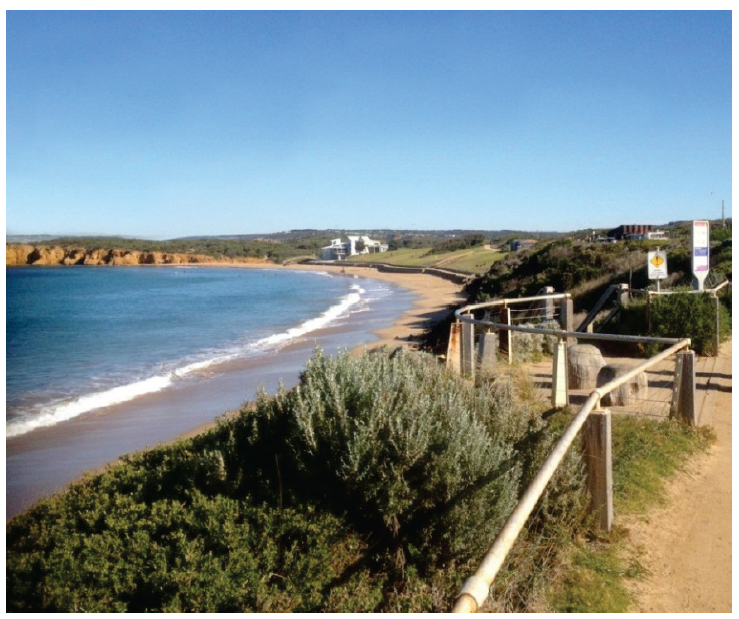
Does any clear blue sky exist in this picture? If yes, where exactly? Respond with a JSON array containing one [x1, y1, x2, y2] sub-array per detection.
[[6, 10, 732, 238]]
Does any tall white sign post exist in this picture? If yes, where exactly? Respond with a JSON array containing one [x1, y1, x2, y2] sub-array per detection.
[[691, 220, 710, 291], [647, 249, 668, 292]]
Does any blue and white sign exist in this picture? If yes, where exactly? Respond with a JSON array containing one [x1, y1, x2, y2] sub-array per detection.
[[691, 220, 710, 290]]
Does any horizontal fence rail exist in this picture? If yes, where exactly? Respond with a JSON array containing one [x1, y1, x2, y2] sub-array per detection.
[[646, 279, 731, 295], [450, 294, 692, 613], [455, 308, 684, 347], [457, 292, 571, 315]]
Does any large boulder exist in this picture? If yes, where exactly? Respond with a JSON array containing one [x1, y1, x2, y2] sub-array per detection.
[[568, 344, 606, 389], [597, 363, 648, 406]]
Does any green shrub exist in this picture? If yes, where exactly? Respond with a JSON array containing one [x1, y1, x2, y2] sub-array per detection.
[[648, 293, 730, 355], [510, 320, 560, 362], [6, 488, 371, 612], [601, 293, 730, 356], [268, 349, 532, 567], [7, 349, 588, 612]]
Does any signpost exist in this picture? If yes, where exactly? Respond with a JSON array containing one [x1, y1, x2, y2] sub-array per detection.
[[648, 249, 668, 292], [691, 220, 710, 291]]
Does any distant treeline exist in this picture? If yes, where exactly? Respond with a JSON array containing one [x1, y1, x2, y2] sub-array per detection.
[[426, 233, 486, 255], [15, 230, 550, 263], [28, 235, 337, 264]]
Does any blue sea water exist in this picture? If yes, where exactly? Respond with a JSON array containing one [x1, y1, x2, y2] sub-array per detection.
[[6, 266, 392, 437]]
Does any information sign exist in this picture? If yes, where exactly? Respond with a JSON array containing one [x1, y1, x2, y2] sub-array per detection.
[[647, 250, 668, 280], [691, 220, 710, 290]]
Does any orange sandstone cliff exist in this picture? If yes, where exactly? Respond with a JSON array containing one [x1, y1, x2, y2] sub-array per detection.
[[6, 245, 273, 267]]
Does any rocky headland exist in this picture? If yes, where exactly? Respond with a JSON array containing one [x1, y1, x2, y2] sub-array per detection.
[[5, 245, 272, 267]]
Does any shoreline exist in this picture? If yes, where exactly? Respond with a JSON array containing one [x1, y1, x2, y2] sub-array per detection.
[[165, 263, 467, 443], [7, 263, 467, 519], [139, 259, 468, 352]]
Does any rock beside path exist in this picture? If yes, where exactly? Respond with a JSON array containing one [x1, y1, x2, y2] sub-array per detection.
[[567, 343, 606, 389]]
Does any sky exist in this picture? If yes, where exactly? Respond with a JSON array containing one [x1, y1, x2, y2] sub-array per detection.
[[5, 10, 733, 238]]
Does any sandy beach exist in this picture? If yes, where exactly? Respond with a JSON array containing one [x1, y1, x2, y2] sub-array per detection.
[[7, 263, 467, 519], [270, 262, 467, 350], [169, 263, 467, 443]]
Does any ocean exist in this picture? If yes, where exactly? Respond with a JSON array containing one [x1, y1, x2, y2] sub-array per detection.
[[6, 266, 415, 517]]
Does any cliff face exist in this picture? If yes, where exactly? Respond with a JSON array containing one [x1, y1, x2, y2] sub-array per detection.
[[6, 245, 272, 267]]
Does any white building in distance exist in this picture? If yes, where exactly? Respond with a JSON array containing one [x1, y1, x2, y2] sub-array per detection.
[[320, 235, 389, 261]]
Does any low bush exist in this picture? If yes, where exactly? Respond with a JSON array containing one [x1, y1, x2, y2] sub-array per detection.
[[510, 320, 560, 362], [600, 292, 730, 356], [7, 349, 588, 612]]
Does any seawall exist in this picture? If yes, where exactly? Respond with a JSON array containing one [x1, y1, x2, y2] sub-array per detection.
[[307, 260, 472, 285]]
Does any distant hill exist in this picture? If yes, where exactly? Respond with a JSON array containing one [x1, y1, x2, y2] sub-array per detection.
[[6, 235, 60, 244], [170, 229, 565, 243]]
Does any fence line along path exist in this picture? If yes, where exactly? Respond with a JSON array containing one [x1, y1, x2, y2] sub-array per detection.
[[621, 339, 732, 613]]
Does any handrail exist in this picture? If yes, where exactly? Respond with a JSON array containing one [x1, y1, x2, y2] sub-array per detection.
[[646, 280, 731, 295], [575, 284, 617, 332], [452, 337, 691, 612], [454, 309, 683, 346], [712, 279, 731, 292], [458, 293, 571, 315]]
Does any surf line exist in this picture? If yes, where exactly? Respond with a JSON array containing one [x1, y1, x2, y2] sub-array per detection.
[[6, 284, 366, 438]]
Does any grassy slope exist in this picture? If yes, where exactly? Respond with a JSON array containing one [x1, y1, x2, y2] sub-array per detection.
[[347, 245, 505, 274]]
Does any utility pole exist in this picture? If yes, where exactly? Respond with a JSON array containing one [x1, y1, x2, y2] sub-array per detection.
[[722, 200, 725, 227]]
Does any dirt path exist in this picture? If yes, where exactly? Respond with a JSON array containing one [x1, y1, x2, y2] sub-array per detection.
[[622, 339, 732, 612]]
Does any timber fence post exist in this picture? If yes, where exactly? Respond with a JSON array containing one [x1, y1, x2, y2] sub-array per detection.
[[551, 337, 569, 408], [714, 294, 721, 357], [617, 283, 630, 307], [583, 408, 614, 532], [478, 331, 498, 374], [506, 307, 512, 364], [671, 350, 697, 426], [560, 295, 574, 345], [461, 320, 476, 378], [447, 322, 461, 374], [542, 286, 555, 320]]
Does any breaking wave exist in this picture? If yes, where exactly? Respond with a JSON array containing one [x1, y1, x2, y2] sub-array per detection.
[[7, 284, 365, 438]]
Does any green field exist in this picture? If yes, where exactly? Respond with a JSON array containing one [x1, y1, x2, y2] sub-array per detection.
[[347, 245, 505, 274]]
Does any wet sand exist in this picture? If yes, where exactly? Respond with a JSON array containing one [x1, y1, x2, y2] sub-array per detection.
[[6, 264, 466, 519]]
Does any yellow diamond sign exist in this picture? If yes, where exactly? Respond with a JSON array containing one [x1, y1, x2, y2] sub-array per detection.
[[648, 250, 668, 280]]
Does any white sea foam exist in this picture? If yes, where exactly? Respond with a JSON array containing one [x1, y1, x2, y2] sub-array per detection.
[[249, 284, 364, 350], [6, 284, 366, 438], [6, 375, 173, 438]]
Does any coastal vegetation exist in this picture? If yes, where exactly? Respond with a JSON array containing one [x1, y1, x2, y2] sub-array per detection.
[[599, 291, 731, 356], [6, 348, 715, 612], [6, 229, 530, 272], [468, 220, 731, 311], [8, 348, 585, 612]]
